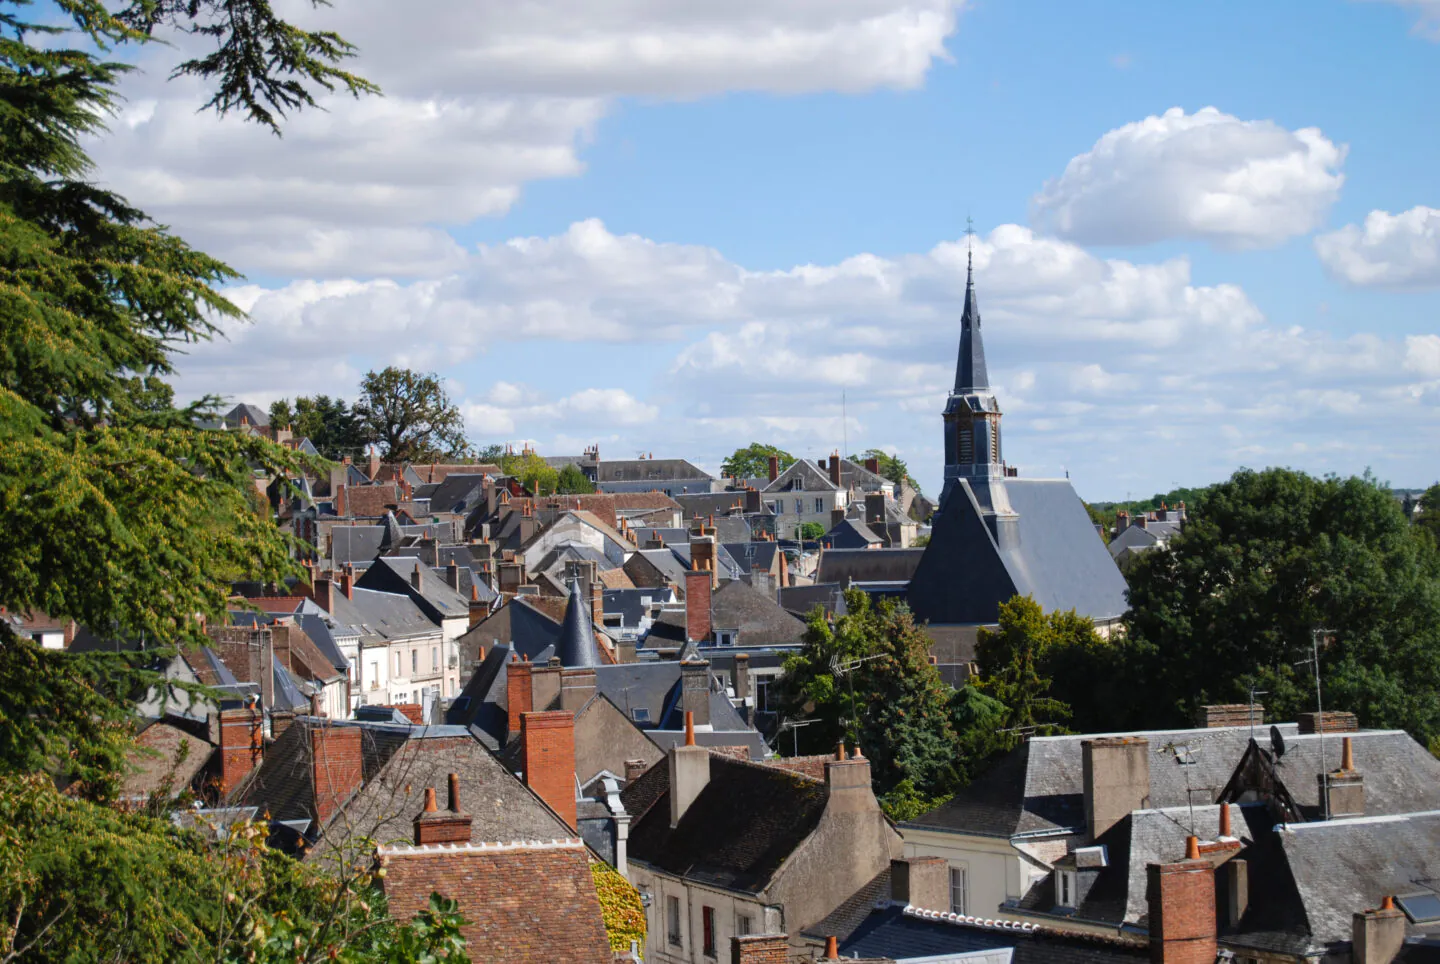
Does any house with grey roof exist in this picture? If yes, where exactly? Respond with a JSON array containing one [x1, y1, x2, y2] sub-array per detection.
[[1107, 507, 1185, 570], [907, 256, 1128, 666], [595, 456, 719, 495]]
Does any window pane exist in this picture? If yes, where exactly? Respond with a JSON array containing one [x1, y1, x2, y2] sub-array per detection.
[[667, 896, 681, 945], [950, 867, 966, 914], [702, 906, 715, 956]]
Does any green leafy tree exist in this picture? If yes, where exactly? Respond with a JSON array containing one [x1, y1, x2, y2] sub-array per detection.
[[975, 597, 1072, 739], [268, 398, 295, 430], [289, 394, 367, 461], [556, 462, 595, 494], [849, 448, 919, 494], [799, 521, 825, 541], [354, 368, 470, 463], [721, 443, 794, 480], [1084, 502, 1112, 544], [474, 443, 506, 464], [776, 591, 958, 796], [1416, 483, 1440, 549], [498, 450, 559, 496], [1123, 468, 1440, 742]]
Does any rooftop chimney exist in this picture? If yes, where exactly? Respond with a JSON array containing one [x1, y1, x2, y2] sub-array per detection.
[[889, 856, 950, 912], [823, 936, 839, 960], [732, 653, 751, 712], [865, 493, 885, 527], [521, 710, 577, 829], [731, 934, 790, 964], [624, 759, 650, 784], [864, 457, 880, 475], [1322, 735, 1365, 818], [684, 570, 713, 644], [340, 566, 354, 600], [367, 445, 380, 481], [413, 773, 473, 845], [445, 560, 461, 592], [767, 455, 779, 482], [1298, 711, 1359, 734], [311, 722, 364, 826], [1353, 896, 1406, 964], [410, 566, 423, 592], [1194, 704, 1264, 729], [1146, 836, 1217, 964], [824, 744, 877, 814], [217, 704, 263, 795], [680, 659, 712, 727], [507, 657, 533, 737], [828, 452, 841, 488], [1082, 736, 1150, 842], [669, 711, 710, 827]]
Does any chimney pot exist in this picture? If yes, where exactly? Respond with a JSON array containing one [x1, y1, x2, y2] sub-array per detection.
[[836, 740, 847, 762], [423, 786, 438, 813], [824, 936, 839, 960], [1342, 735, 1355, 772], [1185, 835, 1200, 861], [684, 710, 696, 746], [448, 772, 461, 812], [1219, 803, 1231, 838], [1382, 895, 1396, 911]]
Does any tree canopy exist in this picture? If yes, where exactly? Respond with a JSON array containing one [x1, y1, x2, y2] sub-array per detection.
[[498, 450, 558, 496], [721, 443, 794, 480], [849, 447, 919, 494], [354, 367, 470, 463], [270, 394, 368, 461]]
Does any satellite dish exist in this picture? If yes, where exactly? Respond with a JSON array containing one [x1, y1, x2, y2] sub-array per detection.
[[1270, 725, 1287, 760]]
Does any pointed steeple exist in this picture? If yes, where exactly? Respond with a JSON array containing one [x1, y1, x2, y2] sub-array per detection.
[[555, 574, 601, 668], [954, 247, 989, 394]]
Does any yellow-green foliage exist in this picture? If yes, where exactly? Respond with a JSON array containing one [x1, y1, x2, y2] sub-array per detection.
[[591, 862, 646, 953]]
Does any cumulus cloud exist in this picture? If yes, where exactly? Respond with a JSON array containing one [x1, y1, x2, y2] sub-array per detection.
[[1032, 107, 1346, 249], [170, 220, 1438, 494], [1314, 206, 1440, 288], [89, 1, 964, 278]]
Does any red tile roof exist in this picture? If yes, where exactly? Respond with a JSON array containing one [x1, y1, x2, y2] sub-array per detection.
[[379, 840, 612, 963]]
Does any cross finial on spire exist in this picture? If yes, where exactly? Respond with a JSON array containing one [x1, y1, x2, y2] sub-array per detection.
[[965, 216, 976, 275]]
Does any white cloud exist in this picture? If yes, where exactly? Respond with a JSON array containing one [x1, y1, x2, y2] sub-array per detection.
[[1314, 206, 1440, 288], [89, 1, 964, 278], [172, 220, 1440, 495], [1032, 107, 1346, 249], [1364, 0, 1440, 38]]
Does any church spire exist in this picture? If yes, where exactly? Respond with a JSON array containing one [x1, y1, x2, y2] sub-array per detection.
[[954, 226, 989, 394]]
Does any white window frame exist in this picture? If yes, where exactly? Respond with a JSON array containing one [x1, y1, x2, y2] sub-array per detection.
[[814, 497, 824, 514], [666, 895, 682, 947], [949, 865, 967, 915]]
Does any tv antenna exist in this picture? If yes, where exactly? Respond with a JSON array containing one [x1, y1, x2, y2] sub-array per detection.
[[1296, 628, 1337, 818], [830, 653, 885, 743]]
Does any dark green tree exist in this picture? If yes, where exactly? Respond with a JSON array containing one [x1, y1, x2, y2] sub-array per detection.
[[720, 443, 794, 480], [1123, 468, 1440, 742], [975, 596, 1072, 739], [354, 368, 470, 463], [474, 443, 506, 464], [1416, 482, 1440, 549], [776, 591, 958, 797], [849, 447, 918, 493], [289, 394, 367, 460], [498, 450, 558, 496], [555, 462, 595, 494], [799, 521, 825, 541]]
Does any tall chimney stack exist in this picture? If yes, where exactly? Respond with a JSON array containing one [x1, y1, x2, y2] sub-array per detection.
[[669, 711, 710, 827], [521, 710, 577, 829], [1082, 737, 1150, 842]]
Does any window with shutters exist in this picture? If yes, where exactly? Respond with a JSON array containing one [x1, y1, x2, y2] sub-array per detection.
[[735, 913, 752, 936], [702, 906, 716, 957], [949, 866, 968, 914]]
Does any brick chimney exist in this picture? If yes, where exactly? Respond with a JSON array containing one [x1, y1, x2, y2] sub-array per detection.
[[507, 657, 534, 737], [1321, 735, 1365, 818], [521, 710, 577, 829], [1353, 896, 1406, 964], [1146, 837, 1217, 964], [340, 565, 354, 600], [828, 452, 841, 488], [311, 722, 364, 826], [1298, 711, 1359, 734], [1082, 736, 1150, 842], [669, 711, 710, 827], [685, 570, 713, 644], [1194, 704, 1264, 728], [335, 483, 348, 517], [731, 934, 789, 964], [890, 856, 950, 911], [624, 759, 650, 784], [824, 744, 877, 814], [865, 493, 885, 528], [413, 773, 473, 846], [767, 455, 779, 482], [680, 659, 712, 727], [468, 582, 486, 628], [864, 457, 880, 475], [691, 534, 717, 587], [217, 703, 262, 795]]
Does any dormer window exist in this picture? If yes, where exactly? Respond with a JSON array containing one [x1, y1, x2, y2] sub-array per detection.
[[1057, 869, 1077, 909]]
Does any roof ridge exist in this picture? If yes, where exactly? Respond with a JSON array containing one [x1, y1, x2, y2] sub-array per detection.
[[377, 837, 585, 857]]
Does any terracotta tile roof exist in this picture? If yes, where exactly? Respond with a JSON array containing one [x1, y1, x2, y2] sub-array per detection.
[[536, 495, 619, 529], [517, 594, 568, 623], [762, 754, 834, 782], [597, 568, 635, 590], [374, 463, 503, 485], [611, 492, 683, 511], [378, 840, 611, 964], [339, 483, 404, 519]]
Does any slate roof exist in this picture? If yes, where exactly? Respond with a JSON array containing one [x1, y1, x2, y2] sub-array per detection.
[[905, 724, 1302, 838], [224, 403, 269, 428], [425, 473, 489, 514], [724, 541, 779, 574], [675, 492, 755, 519], [555, 576, 601, 668], [592, 661, 755, 734], [622, 753, 830, 893], [955, 255, 989, 393], [817, 548, 925, 585], [356, 555, 470, 622], [836, 458, 896, 493], [330, 523, 440, 565], [908, 479, 1129, 625], [826, 518, 884, 549], [778, 583, 848, 619], [632, 548, 691, 586], [645, 579, 806, 649], [840, 905, 1145, 964], [596, 459, 714, 483], [329, 588, 442, 645], [764, 459, 837, 494], [456, 597, 564, 664]]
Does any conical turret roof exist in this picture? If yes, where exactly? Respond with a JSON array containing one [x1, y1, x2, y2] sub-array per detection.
[[555, 574, 601, 668]]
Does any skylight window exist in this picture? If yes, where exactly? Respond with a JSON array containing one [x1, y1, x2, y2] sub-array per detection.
[[1398, 893, 1440, 924], [632, 708, 651, 723]]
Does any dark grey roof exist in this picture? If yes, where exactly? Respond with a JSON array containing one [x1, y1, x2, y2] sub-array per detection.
[[674, 492, 753, 519], [378, 510, 405, 552], [908, 478, 1129, 625], [645, 579, 806, 649], [357, 555, 469, 621], [603, 588, 662, 628], [668, 542, 745, 581], [631, 527, 687, 547], [425, 473, 489, 514], [224, 403, 270, 428], [955, 254, 988, 393], [556, 576, 601, 668], [633, 548, 691, 586], [294, 612, 349, 673], [763, 459, 835, 494], [836, 459, 895, 493], [456, 597, 564, 665], [825, 518, 884, 549], [777, 583, 847, 619], [329, 588, 441, 645], [906, 724, 1302, 838], [592, 662, 755, 734], [723, 541, 779, 574], [817, 548, 925, 585], [596, 459, 714, 483], [330, 523, 442, 565], [840, 905, 1145, 963]]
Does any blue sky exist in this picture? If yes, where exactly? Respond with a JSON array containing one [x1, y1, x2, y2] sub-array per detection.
[[94, 0, 1440, 499]]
